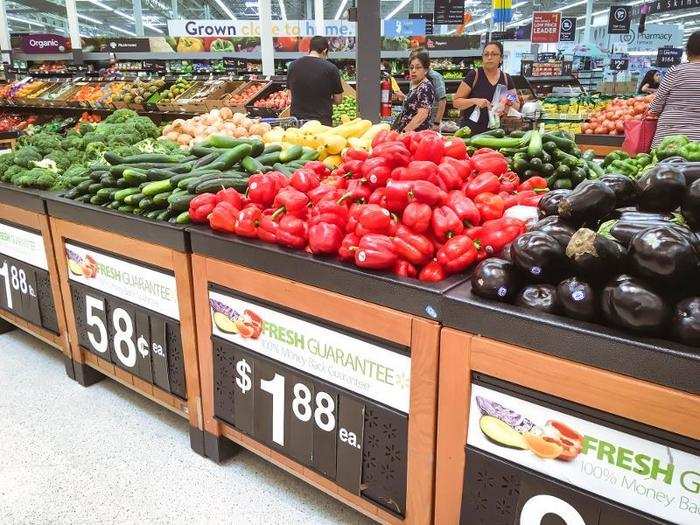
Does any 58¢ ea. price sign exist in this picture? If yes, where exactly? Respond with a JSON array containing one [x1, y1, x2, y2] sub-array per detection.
[[210, 288, 411, 513]]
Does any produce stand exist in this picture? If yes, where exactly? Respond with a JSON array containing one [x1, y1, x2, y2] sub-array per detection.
[[434, 281, 699, 524], [188, 227, 456, 524], [575, 133, 625, 157], [46, 197, 206, 453], [0, 183, 69, 358]]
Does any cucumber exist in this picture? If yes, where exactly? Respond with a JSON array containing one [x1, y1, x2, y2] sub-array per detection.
[[115, 178, 131, 188], [103, 152, 123, 165], [299, 147, 319, 161], [107, 201, 121, 210], [279, 145, 303, 163], [75, 194, 92, 203], [194, 151, 221, 168], [202, 135, 263, 154], [124, 192, 146, 206], [273, 163, 293, 177], [62, 187, 81, 200], [120, 153, 182, 164], [241, 156, 265, 174], [114, 187, 141, 202], [177, 176, 200, 190], [186, 172, 245, 193], [138, 197, 160, 211], [75, 179, 93, 194], [262, 144, 282, 154], [145, 210, 161, 219], [122, 168, 149, 185], [153, 191, 173, 206], [526, 130, 542, 158], [89, 170, 108, 181], [99, 174, 119, 186], [195, 176, 248, 194], [255, 151, 282, 166], [209, 143, 253, 171], [145, 168, 177, 181], [142, 179, 173, 197], [170, 171, 199, 185], [117, 205, 135, 213], [109, 162, 188, 176], [69, 175, 90, 186], [167, 190, 188, 204], [168, 193, 196, 213], [542, 133, 577, 153], [189, 145, 218, 157], [87, 183, 104, 194], [156, 210, 172, 221], [90, 193, 110, 205], [175, 211, 191, 224]]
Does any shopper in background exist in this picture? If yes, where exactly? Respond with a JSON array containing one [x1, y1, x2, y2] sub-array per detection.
[[452, 41, 519, 135], [395, 49, 447, 130], [638, 69, 661, 94], [649, 31, 700, 147], [287, 36, 343, 126], [391, 51, 436, 132]]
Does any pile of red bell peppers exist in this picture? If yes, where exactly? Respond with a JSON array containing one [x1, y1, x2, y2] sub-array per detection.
[[189, 130, 549, 282]]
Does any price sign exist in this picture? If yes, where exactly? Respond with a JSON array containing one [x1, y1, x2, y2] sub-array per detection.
[[409, 13, 434, 35], [210, 288, 410, 515], [66, 243, 186, 398], [610, 58, 629, 71], [0, 221, 57, 332], [532, 12, 561, 43], [608, 5, 631, 34], [560, 17, 576, 42], [434, 0, 465, 25], [462, 382, 700, 525], [657, 47, 683, 67]]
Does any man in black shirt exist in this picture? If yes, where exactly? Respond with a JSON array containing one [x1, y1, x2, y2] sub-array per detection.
[[287, 36, 343, 126]]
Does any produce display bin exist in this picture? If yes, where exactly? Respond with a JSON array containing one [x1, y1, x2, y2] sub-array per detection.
[[434, 281, 699, 524], [575, 133, 625, 157], [245, 81, 289, 119], [46, 196, 206, 453], [0, 183, 69, 358], [189, 227, 454, 524]]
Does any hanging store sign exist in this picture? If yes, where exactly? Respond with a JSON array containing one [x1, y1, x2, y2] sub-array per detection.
[[167, 19, 357, 38], [408, 13, 434, 35], [383, 19, 427, 38], [106, 38, 151, 53], [19, 34, 68, 54], [617, 24, 683, 52], [631, 0, 700, 16], [492, 0, 513, 24], [656, 46, 683, 67], [610, 57, 630, 71], [560, 17, 577, 42], [466, 383, 700, 524], [434, 0, 466, 25], [531, 12, 561, 43], [608, 5, 632, 34]]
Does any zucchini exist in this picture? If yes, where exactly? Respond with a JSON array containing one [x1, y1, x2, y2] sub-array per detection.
[[122, 168, 149, 185], [299, 147, 319, 161], [194, 151, 221, 168], [177, 176, 200, 190], [468, 135, 525, 149], [167, 189, 187, 203], [273, 163, 293, 177], [138, 197, 160, 211], [156, 210, 172, 221], [117, 205, 135, 213], [279, 145, 303, 163], [115, 178, 131, 188], [175, 211, 191, 224], [186, 171, 245, 193], [124, 192, 146, 206], [168, 193, 196, 213], [586, 159, 605, 179], [202, 135, 264, 155], [99, 174, 119, 186], [142, 179, 173, 197], [542, 133, 577, 153], [87, 183, 104, 194], [209, 143, 253, 170], [189, 145, 218, 157], [120, 153, 182, 165], [195, 176, 248, 194], [103, 152, 123, 165], [145, 168, 177, 181], [89, 170, 108, 181], [526, 130, 542, 158], [107, 201, 121, 210], [153, 191, 173, 206], [145, 210, 161, 219], [90, 193, 110, 205], [255, 151, 282, 166], [75, 194, 92, 203], [241, 156, 265, 174], [114, 187, 141, 202], [75, 179, 93, 194], [69, 175, 91, 186], [262, 144, 282, 154]]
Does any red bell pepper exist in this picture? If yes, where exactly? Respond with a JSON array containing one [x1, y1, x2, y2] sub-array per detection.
[[443, 138, 468, 160], [321, 174, 348, 191], [470, 217, 526, 256], [339, 178, 372, 204], [472, 148, 498, 156], [216, 187, 244, 209], [369, 187, 387, 207], [436, 162, 463, 191], [500, 191, 520, 209], [341, 159, 363, 178], [290, 169, 320, 193], [442, 156, 473, 181], [437, 235, 479, 274], [518, 176, 548, 192], [393, 259, 418, 278], [308, 185, 342, 205], [385, 180, 444, 213], [354, 234, 397, 270], [257, 215, 280, 244], [399, 160, 438, 182], [432, 205, 464, 241], [188, 193, 218, 223], [360, 157, 388, 179], [371, 141, 411, 168], [498, 171, 520, 193], [277, 215, 308, 249], [474, 192, 505, 221], [465, 172, 500, 199], [356, 204, 392, 234], [308, 200, 349, 230], [247, 172, 285, 207], [371, 129, 400, 147], [366, 164, 392, 188], [413, 134, 445, 164], [303, 161, 330, 178], [516, 190, 545, 207], [344, 148, 369, 161], [207, 201, 239, 233], [446, 191, 481, 227], [272, 186, 309, 219], [308, 223, 343, 255], [392, 225, 434, 265], [234, 206, 262, 237], [411, 180, 446, 206], [401, 202, 432, 234], [471, 153, 508, 176], [418, 260, 446, 282], [338, 232, 359, 261]]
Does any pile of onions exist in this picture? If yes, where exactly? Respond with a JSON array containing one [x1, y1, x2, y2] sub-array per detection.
[[161, 107, 273, 147], [581, 94, 654, 135]]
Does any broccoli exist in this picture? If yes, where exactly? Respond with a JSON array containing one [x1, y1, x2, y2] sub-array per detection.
[[103, 109, 140, 124], [0, 151, 16, 176], [22, 132, 63, 156], [61, 133, 84, 150], [2, 164, 22, 183], [14, 146, 42, 168], [15, 168, 57, 190], [33, 158, 59, 173], [62, 164, 89, 182]]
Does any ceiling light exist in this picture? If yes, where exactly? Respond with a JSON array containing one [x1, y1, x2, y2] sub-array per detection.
[[83, 0, 114, 12], [334, 0, 349, 20], [110, 24, 136, 36], [384, 0, 411, 21], [212, 0, 237, 20], [114, 10, 134, 22], [8, 15, 43, 27], [77, 14, 103, 25], [145, 24, 163, 34]]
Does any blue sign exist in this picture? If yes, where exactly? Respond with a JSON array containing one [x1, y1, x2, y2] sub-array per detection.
[[383, 19, 427, 37]]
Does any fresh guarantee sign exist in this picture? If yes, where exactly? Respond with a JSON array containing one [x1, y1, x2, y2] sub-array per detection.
[[0, 222, 47, 270], [618, 24, 683, 51], [209, 290, 411, 413], [168, 19, 356, 37]]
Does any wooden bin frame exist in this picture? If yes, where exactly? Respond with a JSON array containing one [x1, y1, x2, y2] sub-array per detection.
[[434, 329, 700, 524], [191, 254, 440, 525], [0, 202, 69, 354], [50, 218, 203, 430]]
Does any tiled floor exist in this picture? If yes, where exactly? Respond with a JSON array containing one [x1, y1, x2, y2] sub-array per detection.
[[0, 329, 372, 524]]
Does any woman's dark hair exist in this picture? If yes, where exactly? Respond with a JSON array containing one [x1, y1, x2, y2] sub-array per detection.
[[410, 51, 430, 69], [687, 31, 700, 57], [483, 41, 504, 56], [639, 69, 660, 91], [310, 35, 329, 53]]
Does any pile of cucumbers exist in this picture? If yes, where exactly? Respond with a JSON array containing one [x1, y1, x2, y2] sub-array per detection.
[[61, 134, 319, 224]]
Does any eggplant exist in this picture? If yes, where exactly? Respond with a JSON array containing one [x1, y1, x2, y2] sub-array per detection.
[[671, 297, 700, 347], [682, 179, 700, 229], [636, 165, 687, 213], [565, 228, 627, 284], [537, 189, 571, 219], [599, 175, 638, 208], [598, 214, 693, 247], [529, 215, 577, 250], [558, 180, 616, 225], [629, 226, 699, 285], [682, 163, 700, 186], [497, 242, 513, 262], [510, 231, 567, 283], [515, 284, 559, 314], [471, 258, 522, 303], [557, 277, 597, 322], [601, 275, 671, 336]]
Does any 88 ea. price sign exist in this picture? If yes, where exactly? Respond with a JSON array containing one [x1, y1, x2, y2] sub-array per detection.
[[67, 242, 187, 399], [0, 220, 58, 332], [210, 287, 411, 515]]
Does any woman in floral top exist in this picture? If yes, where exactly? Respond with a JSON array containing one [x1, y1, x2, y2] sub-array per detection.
[[392, 52, 436, 132]]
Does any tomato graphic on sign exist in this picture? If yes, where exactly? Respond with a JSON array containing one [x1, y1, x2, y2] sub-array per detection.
[[66, 248, 98, 278], [210, 299, 263, 339]]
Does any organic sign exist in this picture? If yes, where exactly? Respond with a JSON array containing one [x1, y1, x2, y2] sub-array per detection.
[[531, 12, 561, 44], [19, 34, 68, 54], [466, 384, 700, 524], [434, 0, 465, 25], [608, 5, 632, 34], [560, 17, 577, 42]]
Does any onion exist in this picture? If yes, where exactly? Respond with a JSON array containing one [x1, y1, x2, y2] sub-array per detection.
[[220, 107, 233, 120], [177, 133, 192, 145], [166, 131, 179, 141], [232, 126, 247, 138], [209, 108, 220, 120]]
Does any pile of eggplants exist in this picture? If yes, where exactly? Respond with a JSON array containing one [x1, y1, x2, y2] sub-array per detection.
[[471, 160, 700, 348]]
